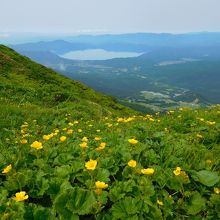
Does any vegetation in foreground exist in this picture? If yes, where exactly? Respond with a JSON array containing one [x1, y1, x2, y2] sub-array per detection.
[[0, 106, 220, 219], [0, 45, 220, 219]]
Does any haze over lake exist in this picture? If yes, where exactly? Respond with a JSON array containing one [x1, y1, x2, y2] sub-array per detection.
[[60, 49, 142, 60]]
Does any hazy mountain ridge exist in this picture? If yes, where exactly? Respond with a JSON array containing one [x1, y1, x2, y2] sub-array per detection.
[[9, 32, 220, 113]]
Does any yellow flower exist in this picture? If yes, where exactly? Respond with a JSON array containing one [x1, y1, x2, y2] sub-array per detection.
[[66, 129, 73, 134], [173, 167, 181, 176], [43, 134, 52, 141], [128, 138, 138, 145], [149, 118, 154, 122], [128, 160, 137, 168], [99, 142, 106, 149], [20, 139, 28, 144], [207, 121, 216, 125], [196, 134, 203, 139], [117, 118, 124, 122], [96, 130, 101, 133], [82, 137, 88, 142], [141, 168, 155, 175], [78, 129, 82, 133], [157, 200, 163, 206], [54, 129, 60, 133], [13, 191, 28, 202], [107, 123, 112, 128], [2, 164, 12, 174], [96, 142, 106, 151], [95, 181, 108, 189], [85, 159, 97, 170], [80, 142, 88, 148], [124, 117, 134, 123], [68, 122, 74, 126], [60, 136, 67, 142], [94, 137, 101, 141], [214, 187, 220, 194], [31, 141, 43, 150]]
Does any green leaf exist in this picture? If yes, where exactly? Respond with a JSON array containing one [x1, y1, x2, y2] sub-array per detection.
[[54, 189, 78, 219], [95, 168, 110, 182], [54, 187, 96, 217], [66, 187, 96, 215], [111, 197, 142, 219], [187, 192, 206, 215], [33, 207, 54, 220], [191, 170, 220, 187], [109, 180, 136, 202], [55, 165, 71, 178]]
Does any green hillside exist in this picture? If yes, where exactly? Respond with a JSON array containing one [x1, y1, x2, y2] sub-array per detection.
[[0, 45, 135, 131], [0, 45, 220, 219]]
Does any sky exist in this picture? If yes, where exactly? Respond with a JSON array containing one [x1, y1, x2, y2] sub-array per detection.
[[0, 0, 220, 34]]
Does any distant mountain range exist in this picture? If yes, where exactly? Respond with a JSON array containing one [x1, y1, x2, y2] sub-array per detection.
[[9, 32, 220, 112]]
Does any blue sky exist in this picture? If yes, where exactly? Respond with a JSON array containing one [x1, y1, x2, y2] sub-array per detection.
[[0, 0, 220, 33]]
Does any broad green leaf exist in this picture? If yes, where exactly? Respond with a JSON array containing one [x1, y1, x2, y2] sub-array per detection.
[[95, 168, 110, 182], [66, 187, 96, 215], [187, 192, 206, 215], [55, 165, 71, 178], [33, 207, 54, 220], [191, 170, 220, 187], [111, 197, 143, 219], [53, 189, 78, 219]]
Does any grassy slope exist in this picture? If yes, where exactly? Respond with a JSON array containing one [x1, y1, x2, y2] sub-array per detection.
[[0, 45, 220, 219], [0, 45, 135, 131]]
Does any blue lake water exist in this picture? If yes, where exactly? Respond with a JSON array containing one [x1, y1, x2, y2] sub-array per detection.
[[60, 49, 142, 60]]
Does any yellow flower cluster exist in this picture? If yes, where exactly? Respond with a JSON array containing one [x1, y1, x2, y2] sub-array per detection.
[[117, 117, 135, 123], [43, 133, 54, 141]]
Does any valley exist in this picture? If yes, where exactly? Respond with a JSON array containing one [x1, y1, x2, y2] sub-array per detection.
[[9, 33, 220, 113]]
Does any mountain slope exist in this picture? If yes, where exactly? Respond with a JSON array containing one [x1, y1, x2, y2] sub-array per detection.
[[0, 45, 135, 131]]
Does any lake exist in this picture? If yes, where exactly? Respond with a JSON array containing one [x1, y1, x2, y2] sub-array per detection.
[[60, 49, 142, 60]]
